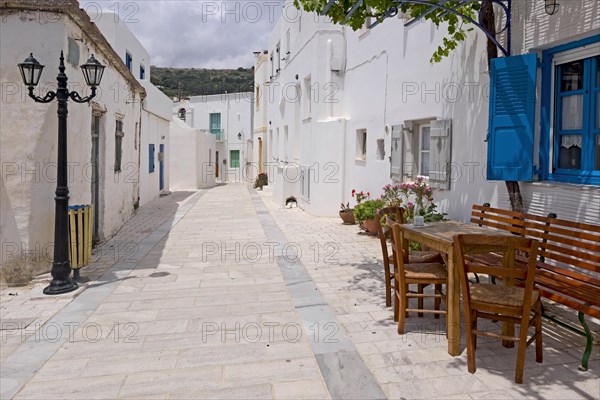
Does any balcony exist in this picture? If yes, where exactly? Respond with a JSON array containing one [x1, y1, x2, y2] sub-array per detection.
[[201, 128, 224, 141]]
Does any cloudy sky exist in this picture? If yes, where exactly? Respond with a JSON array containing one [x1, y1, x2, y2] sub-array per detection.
[[80, 1, 289, 68]]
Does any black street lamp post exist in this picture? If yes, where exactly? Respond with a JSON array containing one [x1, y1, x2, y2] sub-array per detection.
[[18, 51, 105, 295]]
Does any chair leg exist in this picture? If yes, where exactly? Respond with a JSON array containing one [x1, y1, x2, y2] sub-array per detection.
[[398, 284, 407, 335], [384, 262, 392, 308], [473, 315, 478, 350], [393, 280, 399, 323], [434, 284, 441, 319], [465, 310, 477, 374], [417, 284, 425, 317], [534, 301, 543, 363], [515, 317, 530, 384], [405, 283, 409, 318]]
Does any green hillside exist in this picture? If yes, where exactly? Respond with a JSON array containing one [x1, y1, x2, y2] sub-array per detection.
[[150, 66, 255, 99]]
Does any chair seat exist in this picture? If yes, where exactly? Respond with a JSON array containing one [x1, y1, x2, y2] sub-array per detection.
[[470, 283, 540, 308], [409, 250, 443, 264], [388, 251, 443, 266], [396, 262, 447, 280]]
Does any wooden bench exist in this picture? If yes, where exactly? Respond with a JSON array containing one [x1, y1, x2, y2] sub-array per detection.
[[469, 203, 600, 371]]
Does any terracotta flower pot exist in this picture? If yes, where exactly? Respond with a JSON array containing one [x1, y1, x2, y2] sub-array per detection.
[[339, 210, 356, 225], [360, 217, 379, 235]]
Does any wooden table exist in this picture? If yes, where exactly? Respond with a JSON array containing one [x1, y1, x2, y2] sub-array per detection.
[[398, 220, 510, 356]]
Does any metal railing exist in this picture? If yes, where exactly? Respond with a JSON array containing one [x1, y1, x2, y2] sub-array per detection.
[[201, 128, 224, 141]]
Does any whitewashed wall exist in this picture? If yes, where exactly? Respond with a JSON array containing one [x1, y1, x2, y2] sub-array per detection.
[[183, 92, 254, 183], [251, 52, 270, 182], [196, 130, 217, 189], [93, 11, 150, 80], [343, 15, 500, 222], [169, 118, 216, 190], [265, 5, 346, 214], [94, 14, 172, 207], [139, 80, 172, 205], [262, 2, 599, 224], [0, 11, 144, 264]]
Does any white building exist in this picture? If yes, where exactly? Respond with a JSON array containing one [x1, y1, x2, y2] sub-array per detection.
[[0, 0, 168, 266], [258, 1, 599, 224], [169, 118, 217, 190], [251, 51, 270, 182], [176, 92, 255, 183], [93, 11, 172, 206], [258, 7, 346, 215]]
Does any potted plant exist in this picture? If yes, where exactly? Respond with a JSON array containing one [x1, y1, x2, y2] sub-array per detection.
[[339, 202, 356, 224], [253, 172, 268, 190], [354, 199, 385, 235]]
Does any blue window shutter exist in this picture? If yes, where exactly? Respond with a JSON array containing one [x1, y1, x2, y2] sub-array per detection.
[[487, 53, 537, 181], [149, 144, 155, 173]]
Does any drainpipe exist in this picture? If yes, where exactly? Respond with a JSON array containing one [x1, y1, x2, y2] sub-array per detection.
[[135, 89, 146, 209], [339, 27, 347, 208], [226, 91, 229, 182], [249, 91, 255, 180], [326, 39, 333, 118]]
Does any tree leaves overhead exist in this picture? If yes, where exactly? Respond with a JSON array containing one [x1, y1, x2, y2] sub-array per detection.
[[150, 66, 255, 99], [294, 0, 479, 63]]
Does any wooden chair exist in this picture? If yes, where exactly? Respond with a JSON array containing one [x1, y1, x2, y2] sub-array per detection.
[[375, 207, 442, 308], [454, 234, 543, 384], [389, 220, 448, 332]]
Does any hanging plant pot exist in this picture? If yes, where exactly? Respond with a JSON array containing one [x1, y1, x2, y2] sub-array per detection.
[[339, 209, 356, 225]]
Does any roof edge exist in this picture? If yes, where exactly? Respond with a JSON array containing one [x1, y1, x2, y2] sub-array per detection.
[[1, 0, 146, 99]]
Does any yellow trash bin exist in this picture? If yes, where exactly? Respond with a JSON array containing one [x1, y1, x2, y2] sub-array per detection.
[[68, 204, 94, 278]]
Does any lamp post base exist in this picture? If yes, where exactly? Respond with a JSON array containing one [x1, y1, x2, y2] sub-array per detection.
[[43, 279, 78, 295]]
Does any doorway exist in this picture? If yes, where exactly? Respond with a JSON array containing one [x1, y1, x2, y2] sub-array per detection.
[[91, 114, 101, 241], [215, 150, 220, 178], [258, 138, 263, 174], [210, 113, 221, 139], [159, 144, 165, 191]]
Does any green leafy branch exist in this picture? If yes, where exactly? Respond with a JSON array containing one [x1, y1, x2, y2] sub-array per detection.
[[294, 0, 480, 63]]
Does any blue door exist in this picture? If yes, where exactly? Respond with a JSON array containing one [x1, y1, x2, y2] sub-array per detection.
[[159, 144, 164, 191]]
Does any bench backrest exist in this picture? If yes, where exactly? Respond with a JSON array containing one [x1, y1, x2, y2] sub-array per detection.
[[471, 204, 600, 319]]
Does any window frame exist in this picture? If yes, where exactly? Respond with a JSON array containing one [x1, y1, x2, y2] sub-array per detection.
[[376, 138, 385, 161], [276, 42, 281, 74], [114, 119, 124, 173], [303, 76, 312, 119], [356, 129, 367, 161], [149, 143, 155, 173], [230, 150, 240, 168], [256, 85, 261, 111], [209, 112, 221, 136], [418, 123, 431, 177], [540, 35, 600, 186], [125, 51, 132, 71]]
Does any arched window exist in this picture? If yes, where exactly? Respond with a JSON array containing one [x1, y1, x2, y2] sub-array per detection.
[[178, 108, 186, 121]]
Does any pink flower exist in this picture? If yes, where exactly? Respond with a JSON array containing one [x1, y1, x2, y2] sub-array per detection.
[[407, 202, 414, 209]]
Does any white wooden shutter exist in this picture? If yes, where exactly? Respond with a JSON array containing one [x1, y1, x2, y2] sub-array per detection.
[[429, 119, 452, 190], [402, 125, 416, 181], [390, 124, 403, 180]]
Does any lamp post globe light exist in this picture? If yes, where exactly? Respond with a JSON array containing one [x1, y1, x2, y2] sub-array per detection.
[[544, 0, 559, 15], [18, 51, 105, 295]]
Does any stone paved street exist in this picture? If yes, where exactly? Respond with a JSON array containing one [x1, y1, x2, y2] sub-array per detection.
[[1, 183, 598, 399]]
